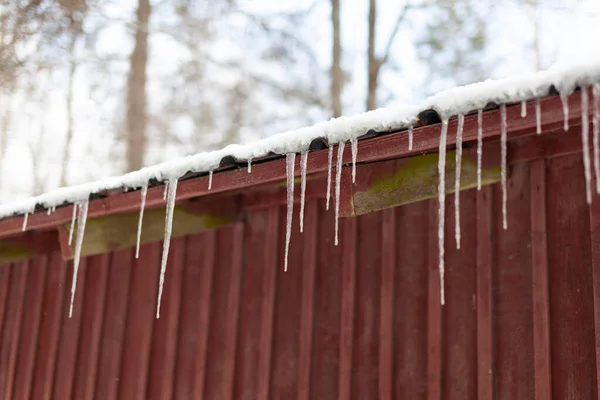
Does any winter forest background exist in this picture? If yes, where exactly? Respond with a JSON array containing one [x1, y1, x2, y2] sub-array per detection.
[[0, 0, 598, 201]]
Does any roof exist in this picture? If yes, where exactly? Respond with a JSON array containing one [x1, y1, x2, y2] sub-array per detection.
[[0, 60, 599, 220]]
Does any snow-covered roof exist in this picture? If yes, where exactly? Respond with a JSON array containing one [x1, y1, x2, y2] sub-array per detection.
[[1, 60, 599, 219]]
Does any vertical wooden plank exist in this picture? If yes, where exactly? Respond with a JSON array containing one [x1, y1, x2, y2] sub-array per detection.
[[94, 248, 133, 400], [31, 253, 67, 400], [117, 242, 161, 400], [173, 232, 214, 400], [394, 201, 428, 399], [428, 198, 442, 400], [352, 212, 382, 398], [547, 154, 597, 399], [297, 201, 318, 400], [147, 237, 185, 400], [256, 208, 279, 400], [222, 224, 244, 400], [530, 159, 552, 399], [190, 231, 216, 400], [0, 264, 12, 345], [12, 255, 48, 399], [476, 186, 494, 400], [72, 253, 110, 400], [379, 208, 395, 400], [52, 258, 87, 399], [590, 163, 600, 400], [338, 217, 357, 400], [0, 262, 28, 399]]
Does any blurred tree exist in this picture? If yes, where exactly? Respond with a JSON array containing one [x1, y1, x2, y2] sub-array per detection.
[[330, 0, 343, 117]]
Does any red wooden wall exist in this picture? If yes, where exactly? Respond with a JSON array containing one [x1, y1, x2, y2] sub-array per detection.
[[0, 152, 598, 399]]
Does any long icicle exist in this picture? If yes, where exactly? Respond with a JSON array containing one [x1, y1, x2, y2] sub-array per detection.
[[593, 84, 600, 193], [163, 180, 169, 200], [326, 145, 333, 210], [47, 207, 52, 216], [560, 92, 569, 131], [248, 159, 252, 173], [350, 138, 358, 183], [135, 184, 148, 258], [408, 125, 414, 151], [208, 170, 213, 190], [581, 88, 592, 204], [335, 141, 345, 246], [535, 98, 542, 134], [68, 203, 78, 245], [156, 178, 178, 318], [455, 114, 464, 249], [69, 199, 89, 318], [521, 100, 527, 118], [22, 213, 28, 232], [501, 104, 508, 230], [299, 151, 308, 233], [477, 109, 483, 190], [284, 153, 296, 272], [437, 120, 449, 306]]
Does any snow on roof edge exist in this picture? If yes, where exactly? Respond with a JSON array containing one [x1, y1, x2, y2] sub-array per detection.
[[2, 60, 600, 219]]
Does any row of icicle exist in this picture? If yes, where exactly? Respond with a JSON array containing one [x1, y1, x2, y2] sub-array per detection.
[[18, 84, 600, 318]]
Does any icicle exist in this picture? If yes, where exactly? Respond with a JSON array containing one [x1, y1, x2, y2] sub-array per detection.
[[500, 104, 508, 230], [477, 109, 483, 191], [437, 120, 449, 306], [51, 206, 56, 212], [208, 171, 213, 190], [455, 114, 464, 250], [22, 213, 28, 232], [560, 92, 569, 131], [350, 138, 358, 183], [593, 84, 600, 193], [156, 178, 178, 318], [335, 141, 345, 246], [408, 125, 414, 151], [163, 180, 169, 200], [284, 153, 295, 272], [326, 145, 333, 210], [47, 208, 52, 216], [135, 184, 148, 259], [581, 88, 592, 204], [68, 199, 89, 318], [299, 151, 308, 233], [521, 100, 527, 118], [68, 203, 77, 245], [535, 98, 542, 134], [247, 158, 252, 173]]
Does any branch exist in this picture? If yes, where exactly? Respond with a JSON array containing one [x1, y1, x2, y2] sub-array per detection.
[[380, 2, 422, 67]]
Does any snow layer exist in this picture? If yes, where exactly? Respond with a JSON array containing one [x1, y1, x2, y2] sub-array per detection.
[[2, 60, 600, 220]]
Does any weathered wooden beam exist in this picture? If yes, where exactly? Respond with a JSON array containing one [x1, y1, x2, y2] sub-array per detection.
[[0, 231, 60, 263], [340, 148, 501, 217], [58, 198, 241, 260]]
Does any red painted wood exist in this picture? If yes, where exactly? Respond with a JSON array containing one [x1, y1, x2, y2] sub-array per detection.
[[297, 201, 318, 400], [147, 237, 186, 400], [338, 217, 357, 400], [530, 159, 553, 399], [493, 163, 534, 399], [476, 186, 493, 400], [30, 253, 67, 400], [255, 208, 278, 400], [0, 264, 11, 342], [72, 253, 110, 400], [117, 242, 161, 400], [52, 258, 87, 399], [170, 232, 214, 400], [443, 189, 477, 400], [94, 248, 133, 400], [190, 231, 216, 400], [589, 165, 600, 400], [547, 154, 598, 399], [352, 212, 381, 398], [394, 201, 428, 398], [1, 92, 589, 240], [427, 199, 442, 400], [379, 208, 395, 400], [12, 255, 47, 400], [0, 262, 28, 399]]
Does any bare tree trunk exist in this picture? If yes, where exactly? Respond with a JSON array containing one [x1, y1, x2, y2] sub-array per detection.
[[367, 0, 379, 111], [60, 35, 78, 187], [330, 0, 343, 118], [126, 0, 151, 172]]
